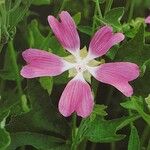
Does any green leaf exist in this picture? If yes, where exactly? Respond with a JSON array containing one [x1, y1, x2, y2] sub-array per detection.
[[120, 98, 143, 111], [76, 115, 139, 144], [134, 60, 150, 96], [115, 24, 150, 66], [0, 0, 4, 5], [0, 90, 20, 114], [106, 45, 119, 60], [73, 12, 81, 25], [54, 72, 69, 85], [32, 0, 52, 5], [0, 111, 9, 129], [92, 104, 108, 116], [123, 18, 143, 38], [6, 132, 68, 150], [48, 36, 68, 57], [145, 94, 150, 108], [39, 77, 53, 95], [121, 97, 150, 126], [78, 25, 93, 36], [0, 128, 11, 150], [97, 7, 124, 30], [27, 20, 51, 50], [0, 70, 17, 80], [104, 7, 124, 30], [0, 112, 11, 150], [9, 0, 32, 32], [0, 47, 17, 81], [128, 126, 140, 150], [132, 97, 150, 126], [7, 80, 70, 137]]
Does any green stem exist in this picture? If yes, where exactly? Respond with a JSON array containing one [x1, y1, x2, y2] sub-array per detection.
[[8, 41, 22, 94], [0, 4, 6, 26], [132, 97, 150, 126], [125, 0, 130, 13], [71, 113, 77, 150], [92, 4, 97, 34], [104, 0, 113, 15], [58, 0, 67, 13], [8, 41, 24, 108], [128, 109, 134, 126], [83, 0, 89, 18], [6, 0, 12, 28], [128, 0, 135, 22], [8, 0, 22, 13], [141, 125, 150, 146], [95, 0, 102, 18]]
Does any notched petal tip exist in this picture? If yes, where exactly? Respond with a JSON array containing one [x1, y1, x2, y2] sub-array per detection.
[[124, 87, 133, 97], [58, 77, 94, 118], [21, 48, 68, 78], [47, 11, 80, 55], [101, 25, 113, 32], [47, 15, 53, 20], [90, 62, 139, 97], [20, 66, 34, 79], [59, 11, 71, 17], [22, 48, 31, 59], [114, 33, 125, 43], [88, 25, 125, 58], [47, 15, 58, 24]]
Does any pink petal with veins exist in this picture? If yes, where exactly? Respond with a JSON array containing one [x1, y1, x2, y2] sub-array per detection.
[[20, 49, 65, 78], [145, 16, 150, 24], [58, 77, 94, 118], [48, 11, 80, 55], [88, 26, 124, 59], [90, 62, 140, 97]]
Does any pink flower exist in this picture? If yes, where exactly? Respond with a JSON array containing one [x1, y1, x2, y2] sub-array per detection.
[[145, 15, 150, 24], [21, 11, 140, 118]]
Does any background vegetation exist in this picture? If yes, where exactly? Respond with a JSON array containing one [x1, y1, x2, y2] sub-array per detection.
[[0, 0, 150, 149]]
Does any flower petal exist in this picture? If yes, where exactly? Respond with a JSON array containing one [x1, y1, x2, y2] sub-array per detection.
[[20, 49, 68, 78], [88, 26, 124, 59], [89, 62, 140, 97], [48, 11, 80, 55], [58, 76, 94, 118], [145, 16, 150, 24]]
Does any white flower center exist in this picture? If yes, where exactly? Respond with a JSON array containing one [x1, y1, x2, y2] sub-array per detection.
[[75, 58, 88, 73]]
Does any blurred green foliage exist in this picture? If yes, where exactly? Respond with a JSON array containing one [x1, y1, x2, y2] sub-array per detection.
[[0, 0, 150, 150]]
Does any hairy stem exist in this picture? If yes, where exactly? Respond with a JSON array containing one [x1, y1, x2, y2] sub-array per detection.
[[8, 41, 27, 112], [58, 0, 67, 13], [141, 125, 150, 146], [8, 41, 22, 95], [104, 0, 113, 15], [128, 0, 135, 22], [95, 0, 102, 18], [71, 113, 77, 150], [92, 4, 97, 34]]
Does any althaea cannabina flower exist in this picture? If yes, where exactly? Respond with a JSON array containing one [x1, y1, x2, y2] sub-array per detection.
[[21, 11, 140, 118], [145, 15, 150, 24]]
